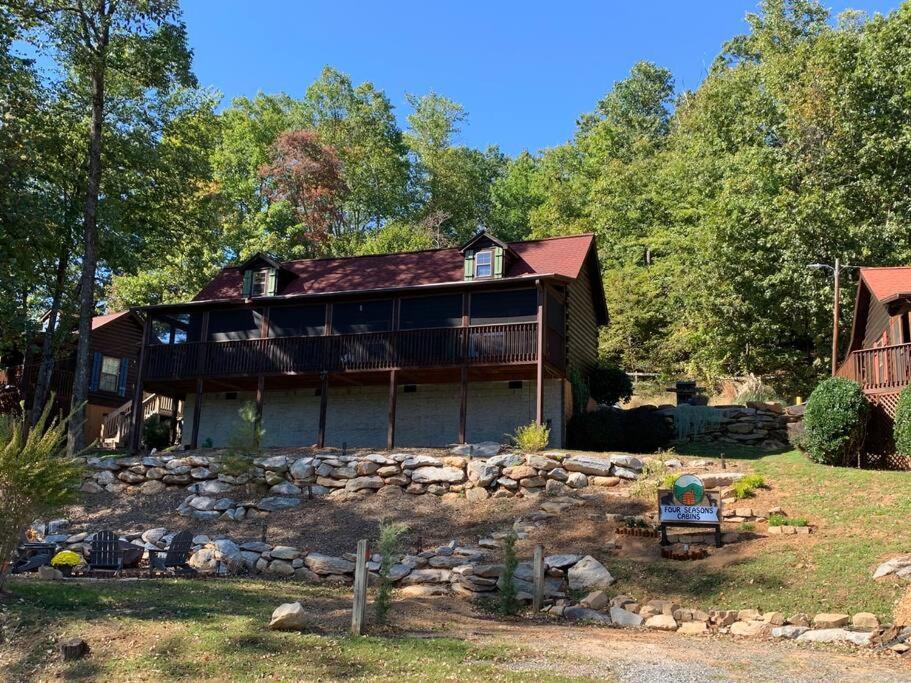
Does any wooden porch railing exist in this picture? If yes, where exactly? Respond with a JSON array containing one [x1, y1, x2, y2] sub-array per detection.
[[144, 322, 540, 381], [100, 394, 178, 449], [836, 342, 911, 392]]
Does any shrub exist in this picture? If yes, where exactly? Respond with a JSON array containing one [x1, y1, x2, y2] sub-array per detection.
[[734, 374, 778, 404], [630, 457, 671, 499], [498, 528, 520, 616], [221, 402, 264, 476], [802, 378, 869, 466], [732, 474, 765, 499], [374, 521, 408, 625], [894, 385, 911, 456], [51, 550, 82, 568], [587, 363, 633, 406], [512, 422, 549, 452], [143, 414, 171, 450], [0, 401, 83, 592], [740, 521, 756, 532], [567, 407, 673, 453]]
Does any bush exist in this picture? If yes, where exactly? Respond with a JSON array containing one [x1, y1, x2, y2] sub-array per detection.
[[498, 528, 520, 616], [734, 374, 778, 404], [587, 363, 633, 406], [802, 378, 869, 466], [374, 521, 408, 625], [221, 402, 264, 476], [512, 422, 549, 452], [0, 401, 83, 592], [894, 385, 911, 456], [143, 414, 171, 450], [732, 474, 765, 499], [51, 550, 82, 568], [567, 407, 673, 453]]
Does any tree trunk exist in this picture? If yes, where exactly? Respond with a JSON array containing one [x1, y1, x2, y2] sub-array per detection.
[[68, 63, 105, 455], [31, 241, 70, 426]]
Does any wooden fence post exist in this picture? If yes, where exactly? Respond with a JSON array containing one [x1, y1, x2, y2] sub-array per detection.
[[533, 544, 545, 612], [351, 538, 368, 636]]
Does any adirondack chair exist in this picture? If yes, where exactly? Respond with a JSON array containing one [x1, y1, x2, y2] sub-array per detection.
[[148, 530, 197, 577], [87, 530, 124, 576]]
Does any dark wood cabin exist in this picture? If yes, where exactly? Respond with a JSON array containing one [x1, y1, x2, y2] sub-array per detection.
[[130, 232, 608, 451]]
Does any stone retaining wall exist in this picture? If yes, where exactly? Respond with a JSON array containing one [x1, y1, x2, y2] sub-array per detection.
[[658, 402, 803, 450], [80, 449, 645, 522]]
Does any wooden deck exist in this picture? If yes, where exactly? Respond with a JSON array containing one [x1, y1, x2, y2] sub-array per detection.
[[836, 343, 911, 417], [144, 322, 547, 382]]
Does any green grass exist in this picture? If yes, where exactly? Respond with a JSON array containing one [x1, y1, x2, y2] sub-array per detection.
[[616, 447, 911, 621], [0, 579, 586, 682], [768, 513, 809, 527]]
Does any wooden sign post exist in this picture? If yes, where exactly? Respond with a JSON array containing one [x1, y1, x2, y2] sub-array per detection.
[[351, 539, 368, 636], [658, 474, 723, 548], [532, 544, 545, 612]]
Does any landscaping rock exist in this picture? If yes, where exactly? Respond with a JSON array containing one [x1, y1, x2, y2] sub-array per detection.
[[345, 476, 384, 492], [139, 480, 166, 495], [411, 466, 465, 484], [563, 606, 612, 624], [852, 612, 880, 630], [580, 590, 609, 610], [610, 607, 644, 627], [609, 454, 643, 471], [644, 614, 677, 631], [198, 480, 233, 495], [270, 545, 300, 561], [465, 487, 489, 502], [38, 565, 63, 580], [568, 555, 614, 590], [730, 621, 769, 637], [612, 466, 639, 480], [451, 441, 500, 457], [402, 568, 451, 585], [141, 527, 168, 545], [678, 621, 708, 635], [257, 497, 301, 512], [304, 553, 354, 575], [269, 482, 302, 496], [289, 458, 314, 480], [813, 613, 850, 628], [566, 472, 588, 488], [772, 625, 810, 639], [399, 584, 450, 598], [796, 628, 873, 646], [563, 455, 614, 477], [268, 559, 295, 577], [80, 481, 103, 494], [269, 602, 307, 630]]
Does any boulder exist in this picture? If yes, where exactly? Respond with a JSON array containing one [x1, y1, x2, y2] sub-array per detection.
[[730, 621, 769, 637], [257, 497, 301, 512], [268, 559, 296, 577], [796, 628, 872, 646], [465, 487, 489, 502], [139, 480, 166, 496], [270, 545, 300, 561], [399, 584, 450, 598], [487, 453, 524, 468], [608, 454, 643, 471], [189, 496, 216, 511], [198, 480, 233, 495], [117, 471, 145, 484], [304, 553, 355, 575], [771, 625, 810, 639], [401, 568, 451, 585], [141, 527, 169, 545], [38, 565, 64, 580], [612, 466, 639, 480], [411, 466, 465, 484], [677, 621, 708, 635], [545, 554, 580, 569], [256, 455, 289, 472], [269, 602, 307, 630], [563, 606, 612, 624], [190, 467, 212, 479], [813, 613, 850, 629], [644, 614, 677, 631], [610, 607, 644, 627], [874, 555, 911, 579], [345, 476, 384, 492], [401, 455, 444, 469], [852, 612, 880, 630], [567, 555, 614, 590], [545, 479, 570, 496], [289, 458, 315, 480], [580, 590, 609, 610], [269, 482, 302, 496], [451, 441, 501, 457], [563, 455, 614, 477], [566, 472, 588, 489], [80, 481, 103, 494]]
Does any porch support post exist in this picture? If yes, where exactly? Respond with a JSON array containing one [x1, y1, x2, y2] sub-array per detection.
[[255, 375, 265, 433], [387, 369, 397, 450], [128, 313, 151, 453], [458, 291, 470, 444], [190, 377, 204, 449], [535, 280, 545, 426], [317, 372, 328, 448]]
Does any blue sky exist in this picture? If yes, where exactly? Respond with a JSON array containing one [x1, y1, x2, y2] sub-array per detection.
[[183, 0, 901, 155]]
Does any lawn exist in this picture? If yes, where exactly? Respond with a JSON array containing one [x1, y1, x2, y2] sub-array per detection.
[[609, 443, 911, 620], [0, 579, 586, 682]]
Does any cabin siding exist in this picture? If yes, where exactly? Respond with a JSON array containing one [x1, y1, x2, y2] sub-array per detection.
[[566, 254, 600, 374], [864, 298, 892, 347], [88, 315, 144, 407]]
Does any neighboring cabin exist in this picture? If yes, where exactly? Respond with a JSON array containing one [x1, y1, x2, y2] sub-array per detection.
[[132, 231, 608, 450], [837, 267, 911, 417], [1, 311, 148, 443]]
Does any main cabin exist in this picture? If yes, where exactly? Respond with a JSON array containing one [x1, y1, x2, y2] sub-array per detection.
[[132, 232, 607, 450], [836, 267, 911, 417]]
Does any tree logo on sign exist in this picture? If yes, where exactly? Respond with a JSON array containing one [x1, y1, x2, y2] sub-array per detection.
[[672, 474, 705, 506]]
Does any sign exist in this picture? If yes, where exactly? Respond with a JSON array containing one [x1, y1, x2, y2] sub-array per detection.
[[657, 474, 723, 547]]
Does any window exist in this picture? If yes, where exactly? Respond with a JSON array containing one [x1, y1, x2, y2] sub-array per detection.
[[269, 305, 325, 338], [251, 270, 269, 297], [98, 355, 122, 393], [470, 289, 537, 325], [209, 309, 264, 341], [332, 300, 392, 334], [475, 250, 492, 278], [399, 295, 462, 330]]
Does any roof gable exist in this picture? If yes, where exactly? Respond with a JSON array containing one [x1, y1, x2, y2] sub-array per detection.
[[859, 267, 911, 304]]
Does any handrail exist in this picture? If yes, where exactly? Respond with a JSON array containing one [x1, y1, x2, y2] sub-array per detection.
[[837, 343, 911, 392]]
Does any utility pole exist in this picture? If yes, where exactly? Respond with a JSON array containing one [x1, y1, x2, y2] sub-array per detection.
[[831, 258, 841, 376]]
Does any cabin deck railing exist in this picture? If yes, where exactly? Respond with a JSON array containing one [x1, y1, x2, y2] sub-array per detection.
[[144, 322, 541, 381], [836, 343, 911, 392]]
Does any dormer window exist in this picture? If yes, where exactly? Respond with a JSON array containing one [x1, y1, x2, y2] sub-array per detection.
[[250, 269, 269, 297], [238, 253, 288, 298], [475, 250, 493, 278]]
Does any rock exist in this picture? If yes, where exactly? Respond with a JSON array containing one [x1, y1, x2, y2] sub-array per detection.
[[644, 614, 677, 631], [563, 455, 614, 477], [139, 480, 166, 495], [190, 467, 212, 479], [401, 454, 444, 469], [772, 625, 810, 639], [268, 559, 295, 576], [737, 609, 761, 621], [796, 628, 873, 646], [544, 479, 570, 496], [548, 467, 568, 482], [269, 482, 302, 496], [410, 466, 465, 484], [504, 464, 536, 480], [240, 541, 271, 552], [610, 607, 644, 627], [525, 454, 559, 470], [545, 554, 580, 569], [198, 480, 233, 495], [730, 621, 769, 637], [874, 555, 911, 579], [678, 621, 708, 635], [289, 458, 315, 480], [345, 476, 384, 492], [852, 612, 880, 630], [257, 497, 301, 512], [451, 441, 500, 457], [399, 584, 450, 598], [141, 527, 168, 545], [80, 481, 103, 494], [94, 470, 116, 485], [609, 454, 643, 471], [566, 471, 588, 488], [568, 555, 614, 590], [38, 565, 64, 580], [189, 496, 216, 511], [591, 476, 620, 487], [401, 568, 451, 585], [612, 466, 639, 480], [270, 545, 300, 561], [813, 613, 850, 628], [304, 553, 355, 575], [269, 602, 307, 630], [580, 590, 609, 610], [786, 613, 811, 627], [117, 470, 145, 484], [487, 453, 525, 468], [465, 486, 489, 502], [763, 611, 786, 626], [257, 455, 289, 472], [563, 606, 612, 624], [355, 461, 380, 476]]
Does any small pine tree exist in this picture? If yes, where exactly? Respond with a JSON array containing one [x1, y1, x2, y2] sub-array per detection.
[[374, 521, 408, 625], [498, 528, 520, 616], [221, 401, 264, 476]]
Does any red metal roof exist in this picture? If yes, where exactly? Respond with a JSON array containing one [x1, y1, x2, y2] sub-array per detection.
[[91, 311, 133, 329], [860, 267, 911, 303], [193, 234, 597, 302]]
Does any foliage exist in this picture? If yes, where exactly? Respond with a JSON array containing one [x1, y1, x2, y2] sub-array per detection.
[[221, 402, 264, 476], [50, 550, 81, 567], [630, 456, 671, 500], [586, 363, 633, 406], [769, 513, 810, 527], [567, 407, 674, 453], [0, 401, 83, 591], [511, 422, 549, 453], [802, 378, 869, 466], [568, 368, 591, 416], [893, 385, 911, 457], [734, 374, 779, 404], [659, 472, 678, 490], [374, 521, 408, 625], [674, 404, 726, 441], [740, 521, 756, 532], [497, 528, 520, 616], [732, 474, 766, 499], [143, 414, 172, 450]]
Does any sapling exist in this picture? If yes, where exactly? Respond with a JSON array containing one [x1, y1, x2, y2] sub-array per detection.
[[375, 521, 408, 624], [498, 527, 520, 616]]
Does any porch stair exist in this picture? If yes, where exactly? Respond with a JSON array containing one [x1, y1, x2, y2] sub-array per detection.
[[100, 394, 178, 449]]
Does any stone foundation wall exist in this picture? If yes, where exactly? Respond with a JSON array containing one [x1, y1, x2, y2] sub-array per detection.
[[183, 379, 566, 449]]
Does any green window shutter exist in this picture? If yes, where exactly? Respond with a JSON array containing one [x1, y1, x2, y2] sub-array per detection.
[[493, 246, 504, 278], [242, 270, 252, 297], [464, 250, 475, 281], [267, 269, 277, 296]]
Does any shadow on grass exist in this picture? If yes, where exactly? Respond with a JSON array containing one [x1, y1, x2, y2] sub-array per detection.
[[672, 442, 792, 461]]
